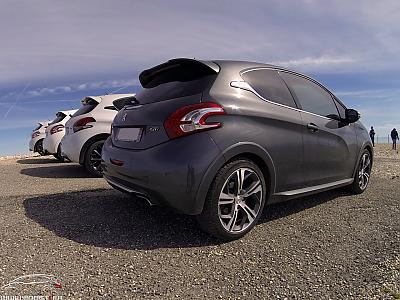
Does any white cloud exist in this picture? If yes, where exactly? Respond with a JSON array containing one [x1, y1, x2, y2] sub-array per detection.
[[272, 56, 355, 68], [0, 78, 139, 100], [0, 0, 399, 85], [335, 89, 400, 99]]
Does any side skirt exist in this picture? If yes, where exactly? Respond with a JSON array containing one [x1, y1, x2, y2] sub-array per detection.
[[269, 178, 353, 204]]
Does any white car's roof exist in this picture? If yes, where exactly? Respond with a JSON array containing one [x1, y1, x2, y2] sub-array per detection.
[[57, 109, 78, 116], [38, 120, 51, 126], [81, 93, 135, 105]]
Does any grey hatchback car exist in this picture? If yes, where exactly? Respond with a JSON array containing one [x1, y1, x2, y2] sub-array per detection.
[[102, 58, 372, 240]]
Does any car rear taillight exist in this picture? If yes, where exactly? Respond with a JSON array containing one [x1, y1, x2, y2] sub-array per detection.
[[31, 131, 40, 138], [73, 117, 96, 133], [164, 102, 225, 139], [50, 124, 64, 135]]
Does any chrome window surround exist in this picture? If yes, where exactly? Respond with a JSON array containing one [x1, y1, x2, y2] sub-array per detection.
[[232, 67, 344, 121]]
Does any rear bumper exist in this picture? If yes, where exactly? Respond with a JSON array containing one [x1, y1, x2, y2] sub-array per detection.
[[104, 175, 154, 206], [61, 132, 87, 163], [101, 132, 222, 215], [29, 135, 45, 152], [43, 132, 63, 154], [29, 139, 36, 152]]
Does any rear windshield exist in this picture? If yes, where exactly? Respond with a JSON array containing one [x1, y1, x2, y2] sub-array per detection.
[[49, 113, 66, 125], [33, 124, 42, 131], [136, 62, 217, 104], [73, 98, 98, 117]]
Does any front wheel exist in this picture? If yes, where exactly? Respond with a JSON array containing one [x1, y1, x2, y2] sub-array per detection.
[[349, 149, 372, 194], [84, 140, 105, 177], [197, 159, 266, 241]]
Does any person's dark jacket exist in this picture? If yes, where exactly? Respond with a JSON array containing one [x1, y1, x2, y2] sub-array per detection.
[[391, 129, 399, 140]]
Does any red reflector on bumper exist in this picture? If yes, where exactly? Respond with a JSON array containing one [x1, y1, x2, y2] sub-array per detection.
[[110, 158, 124, 166]]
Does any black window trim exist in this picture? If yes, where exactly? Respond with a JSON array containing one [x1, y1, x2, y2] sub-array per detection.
[[332, 94, 347, 111]]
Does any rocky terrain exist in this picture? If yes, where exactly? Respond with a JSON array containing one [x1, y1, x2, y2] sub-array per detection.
[[0, 145, 398, 299]]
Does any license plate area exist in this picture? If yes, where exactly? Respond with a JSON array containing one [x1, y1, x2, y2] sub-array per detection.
[[116, 127, 143, 142]]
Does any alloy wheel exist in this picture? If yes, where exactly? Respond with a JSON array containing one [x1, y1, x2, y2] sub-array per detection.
[[37, 140, 44, 155], [218, 167, 263, 233], [358, 152, 371, 190], [89, 141, 104, 174]]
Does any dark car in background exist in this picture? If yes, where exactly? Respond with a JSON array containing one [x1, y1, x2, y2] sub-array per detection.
[[102, 58, 372, 240]]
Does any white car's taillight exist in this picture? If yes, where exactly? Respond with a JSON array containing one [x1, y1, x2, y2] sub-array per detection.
[[50, 124, 64, 135], [164, 102, 225, 139], [73, 117, 96, 133]]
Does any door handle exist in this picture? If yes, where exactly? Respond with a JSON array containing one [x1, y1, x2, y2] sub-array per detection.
[[307, 123, 319, 132]]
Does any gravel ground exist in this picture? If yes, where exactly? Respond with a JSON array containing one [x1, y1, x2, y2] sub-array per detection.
[[0, 145, 399, 299]]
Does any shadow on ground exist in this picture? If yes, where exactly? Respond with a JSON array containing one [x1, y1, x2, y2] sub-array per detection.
[[20, 164, 91, 178], [17, 157, 59, 164], [23, 187, 350, 250]]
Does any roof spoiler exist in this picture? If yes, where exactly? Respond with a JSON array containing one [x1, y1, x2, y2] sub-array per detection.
[[113, 96, 139, 111], [139, 58, 219, 88], [81, 96, 101, 105]]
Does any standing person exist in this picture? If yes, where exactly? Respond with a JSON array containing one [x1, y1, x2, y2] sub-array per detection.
[[391, 128, 399, 150], [369, 126, 376, 147]]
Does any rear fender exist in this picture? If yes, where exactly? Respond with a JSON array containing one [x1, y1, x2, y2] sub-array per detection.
[[195, 142, 276, 214], [79, 133, 110, 164]]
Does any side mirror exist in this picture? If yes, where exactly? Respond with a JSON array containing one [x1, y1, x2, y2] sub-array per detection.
[[345, 108, 360, 123]]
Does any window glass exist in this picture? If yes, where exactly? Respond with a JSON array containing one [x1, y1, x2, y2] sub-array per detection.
[[333, 97, 346, 119], [279, 72, 339, 117], [73, 98, 98, 117], [49, 113, 66, 125], [33, 124, 42, 131], [241, 69, 296, 108]]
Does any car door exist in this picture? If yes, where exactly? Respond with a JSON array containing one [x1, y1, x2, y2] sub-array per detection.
[[240, 68, 305, 192], [279, 71, 357, 187]]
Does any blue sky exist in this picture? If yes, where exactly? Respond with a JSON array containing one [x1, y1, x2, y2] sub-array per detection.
[[1, 0, 399, 155]]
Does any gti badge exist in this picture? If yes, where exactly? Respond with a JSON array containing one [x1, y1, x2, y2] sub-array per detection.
[[122, 113, 127, 122]]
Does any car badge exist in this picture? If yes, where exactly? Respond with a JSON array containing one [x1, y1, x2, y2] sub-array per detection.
[[122, 113, 127, 122]]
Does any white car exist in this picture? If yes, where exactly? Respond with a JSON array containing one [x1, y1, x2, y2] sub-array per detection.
[[43, 109, 78, 161], [61, 93, 135, 176], [29, 121, 51, 155]]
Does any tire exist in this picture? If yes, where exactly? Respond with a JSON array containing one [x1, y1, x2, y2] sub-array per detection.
[[84, 140, 105, 177], [348, 149, 372, 194], [196, 159, 267, 241], [35, 139, 46, 156], [54, 145, 65, 162]]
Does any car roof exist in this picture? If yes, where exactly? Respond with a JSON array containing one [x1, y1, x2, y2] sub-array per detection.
[[155, 58, 314, 83], [57, 109, 78, 116], [81, 93, 136, 105], [38, 120, 50, 126], [210, 59, 312, 79]]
